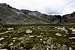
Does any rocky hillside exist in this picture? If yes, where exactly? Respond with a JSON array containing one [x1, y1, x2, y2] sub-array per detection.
[[21, 10, 63, 24], [0, 3, 48, 24], [63, 12, 75, 24], [0, 3, 75, 24], [0, 3, 47, 24]]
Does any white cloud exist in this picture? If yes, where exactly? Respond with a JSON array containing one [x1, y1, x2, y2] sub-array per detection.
[[0, 0, 75, 15], [62, 6, 75, 15], [62, 0, 75, 15]]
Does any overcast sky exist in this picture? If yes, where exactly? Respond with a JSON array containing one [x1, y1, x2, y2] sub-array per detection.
[[0, 0, 75, 15]]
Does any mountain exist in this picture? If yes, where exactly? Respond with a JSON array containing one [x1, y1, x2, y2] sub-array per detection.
[[63, 12, 75, 24], [21, 9, 64, 24], [0, 3, 64, 24], [0, 3, 25, 24]]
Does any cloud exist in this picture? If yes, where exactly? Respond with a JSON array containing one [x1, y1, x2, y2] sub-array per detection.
[[61, 0, 75, 15], [0, 0, 75, 15]]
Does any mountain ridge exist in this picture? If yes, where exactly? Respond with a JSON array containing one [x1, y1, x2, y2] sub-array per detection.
[[0, 3, 74, 24]]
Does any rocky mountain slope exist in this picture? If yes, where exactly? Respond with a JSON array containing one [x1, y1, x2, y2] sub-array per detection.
[[63, 12, 75, 24], [0, 3, 46, 24], [0, 3, 74, 24]]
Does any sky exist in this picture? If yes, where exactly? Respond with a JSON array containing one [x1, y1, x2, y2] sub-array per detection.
[[0, 0, 75, 15]]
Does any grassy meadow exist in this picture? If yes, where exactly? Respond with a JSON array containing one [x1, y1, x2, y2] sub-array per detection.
[[0, 24, 75, 50]]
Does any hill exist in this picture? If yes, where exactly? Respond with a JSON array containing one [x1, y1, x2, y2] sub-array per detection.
[[0, 3, 63, 24]]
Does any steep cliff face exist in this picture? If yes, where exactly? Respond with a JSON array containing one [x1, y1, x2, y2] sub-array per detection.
[[0, 3, 64, 24]]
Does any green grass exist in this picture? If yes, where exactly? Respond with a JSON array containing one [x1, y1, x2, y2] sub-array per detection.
[[0, 24, 74, 50]]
